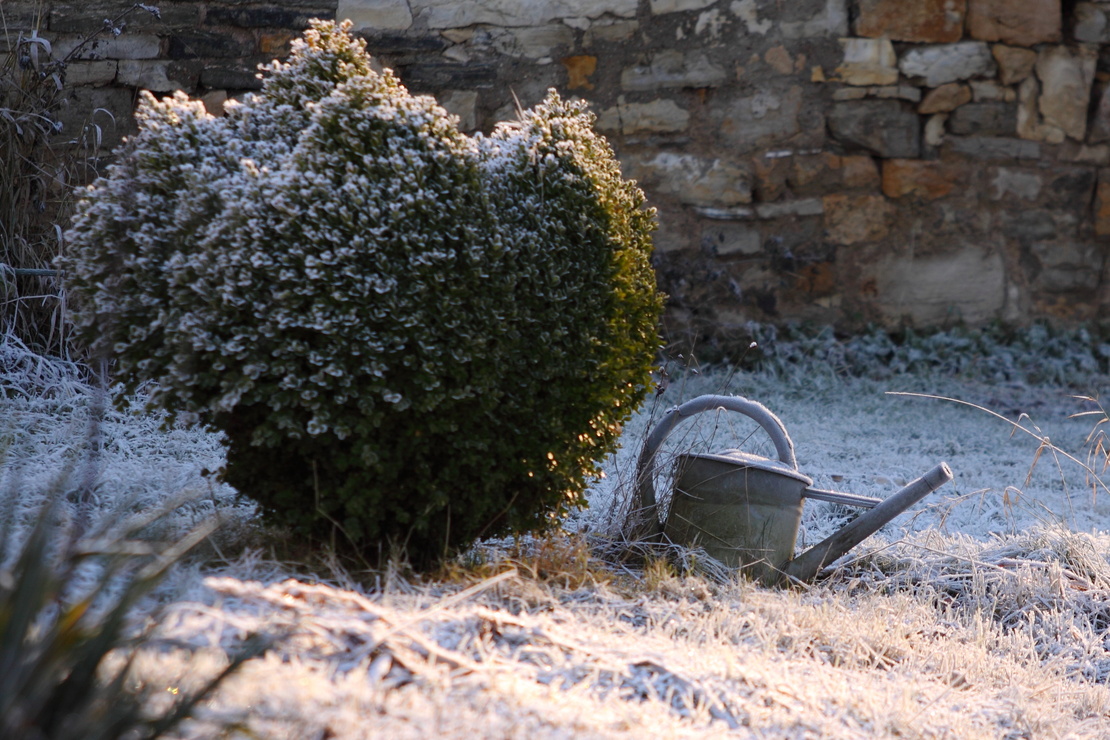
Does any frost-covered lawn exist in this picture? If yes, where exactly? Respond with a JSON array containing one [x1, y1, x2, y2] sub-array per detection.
[[5, 334, 1110, 738]]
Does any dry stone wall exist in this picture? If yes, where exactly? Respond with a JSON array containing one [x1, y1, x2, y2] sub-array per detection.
[[10, 0, 1110, 346]]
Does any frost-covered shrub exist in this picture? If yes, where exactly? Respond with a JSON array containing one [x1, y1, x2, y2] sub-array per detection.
[[61, 21, 662, 562]]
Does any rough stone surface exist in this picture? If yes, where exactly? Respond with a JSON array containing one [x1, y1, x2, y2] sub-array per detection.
[[948, 101, 1017, 136], [969, 79, 1015, 102], [337, 0, 413, 31], [966, 0, 1062, 46], [823, 194, 894, 244], [650, 0, 716, 13], [116, 60, 199, 92], [946, 135, 1041, 159], [918, 82, 972, 114], [989, 167, 1043, 201], [1075, 2, 1110, 43], [991, 44, 1036, 85], [438, 89, 478, 131], [828, 100, 921, 158], [716, 86, 805, 152], [64, 61, 118, 87], [52, 33, 161, 61], [6, 0, 1109, 337], [876, 247, 1006, 324], [1035, 45, 1097, 142], [779, 0, 849, 38], [596, 98, 690, 134], [882, 159, 961, 200], [621, 51, 727, 91], [835, 37, 898, 86], [899, 42, 996, 87], [703, 223, 762, 255], [621, 152, 753, 207], [854, 0, 966, 43], [412, 0, 639, 29]]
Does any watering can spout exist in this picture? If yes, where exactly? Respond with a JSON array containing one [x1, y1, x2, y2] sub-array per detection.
[[780, 462, 953, 584], [634, 394, 954, 585]]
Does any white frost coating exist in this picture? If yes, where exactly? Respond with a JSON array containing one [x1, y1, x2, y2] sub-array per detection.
[[8, 329, 1110, 737], [413, 0, 638, 29]]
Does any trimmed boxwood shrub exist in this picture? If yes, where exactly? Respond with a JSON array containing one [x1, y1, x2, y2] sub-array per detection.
[[61, 21, 662, 563]]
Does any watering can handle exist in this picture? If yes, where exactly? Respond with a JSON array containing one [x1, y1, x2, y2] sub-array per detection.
[[635, 395, 798, 529]]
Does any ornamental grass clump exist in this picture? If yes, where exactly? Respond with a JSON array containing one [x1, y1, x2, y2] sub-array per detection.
[[61, 20, 662, 564]]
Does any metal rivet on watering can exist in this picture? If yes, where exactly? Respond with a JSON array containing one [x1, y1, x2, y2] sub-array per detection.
[[634, 394, 953, 585]]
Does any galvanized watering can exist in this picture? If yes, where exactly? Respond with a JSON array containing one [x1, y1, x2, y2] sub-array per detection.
[[636, 395, 953, 584]]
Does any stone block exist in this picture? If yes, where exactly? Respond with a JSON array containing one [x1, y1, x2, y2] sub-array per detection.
[[875, 247, 1005, 324], [832, 85, 922, 102], [925, 113, 948, 146], [438, 89, 478, 131], [200, 89, 228, 116], [563, 55, 597, 90], [51, 33, 161, 61], [988, 167, 1043, 201], [63, 60, 118, 87], [596, 98, 690, 134], [200, 62, 265, 90], [918, 82, 972, 114], [117, 60, 200, 92], [259, 31, 297, 56], [168, 30, 253, 60], [828, 100, 921, 158], [823, 193, 894, 244], [1016, 76, 1059, 143], [967, 0, 1061, 46], [854, 0, 966, 43], [729, 0, 773, 35], [583, 19, 639, 45], [650, 0, 716, 12], [399, 62, 499, 90], [780, 0, 849, 38], [413, 0, 638, 29], [1035, 45, 1097, 142], [882, 159, 961, 200], [969, 79, 1015, 102], [337, 0, 414, 31], [948, 101, 1017, 136], [716, 86, 804, 152], [693, 206, 756, 220], [1075, 3, 1109, 43], [703, 223, 762, 256], [621, 152, 753, 207], [1059, 143, 1110, 166], [621, 50, 727, 91], [946, 135, 1040, 159], [899, 42, 995, 87], [205, 6, 334, 30], [991, 44, 1036, 85], [754, 198, 824, 218], [1029, 240, 1101, 292], [835, 37, 898, 86]]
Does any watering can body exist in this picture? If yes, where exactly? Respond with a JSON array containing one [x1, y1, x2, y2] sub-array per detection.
[[636, 395, 953, 584], [666, 451, 810, 582]]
